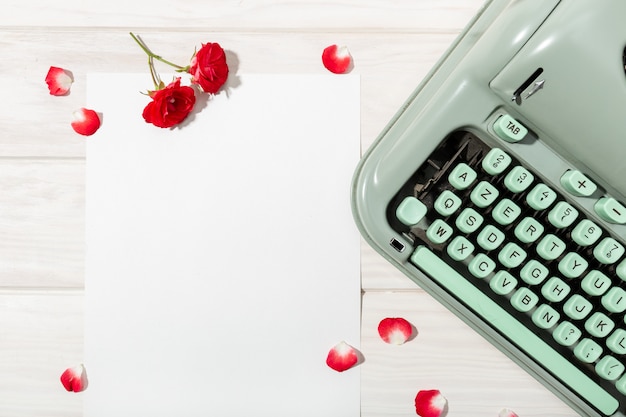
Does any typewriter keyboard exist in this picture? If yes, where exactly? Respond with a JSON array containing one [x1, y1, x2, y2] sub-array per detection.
[[388, 130, 626, 415]]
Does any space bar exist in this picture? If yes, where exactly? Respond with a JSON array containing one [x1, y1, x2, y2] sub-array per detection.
[[410, 246, 619, 416]]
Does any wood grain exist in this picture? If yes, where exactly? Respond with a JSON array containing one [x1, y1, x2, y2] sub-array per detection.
[[361, 291, 576, 417], [0, 291, 83, 416], [0, 1, 578, 416], [3, 1, 484, 30], [0, 160, 84, 288], [0, 31, 457, 157]]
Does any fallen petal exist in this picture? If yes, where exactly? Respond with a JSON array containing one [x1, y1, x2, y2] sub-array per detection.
[[71, 108, 101, 136], [499, 408, 519, 417], [45, 66, 73, 96], [60, 364, 88, 392], [415, 389, 447, 417], [322, 44, 352, 74], [378, 317, 413, 345], [326, 341, 358, 372]]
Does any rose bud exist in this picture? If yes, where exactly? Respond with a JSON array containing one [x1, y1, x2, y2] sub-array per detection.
[[142, 77, 196, 128], [188, 43, 229, 94]]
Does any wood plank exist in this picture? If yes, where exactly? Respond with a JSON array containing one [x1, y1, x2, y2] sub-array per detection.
[[3, 0, 484, 30], [0, 159, 84, 288], [361, 239, 421, 291], [0, 291, 83, 417], [0, 291, 576, 417], [0, 2, 581, 417], [361, 291, 576, 417], [0, 30, 457, 157], [0, 28, 458, 288]]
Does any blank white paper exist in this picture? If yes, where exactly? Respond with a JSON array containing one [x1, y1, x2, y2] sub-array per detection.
[[84, 73, 361, 417]]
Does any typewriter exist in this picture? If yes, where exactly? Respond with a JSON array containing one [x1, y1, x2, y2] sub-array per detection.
[[351, 1, 626, 416]]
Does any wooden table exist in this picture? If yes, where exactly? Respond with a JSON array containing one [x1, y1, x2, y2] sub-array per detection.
[[0, 0, 577, 415]]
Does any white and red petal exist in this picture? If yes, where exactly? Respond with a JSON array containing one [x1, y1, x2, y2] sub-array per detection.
[[499, 408, 519, 417], [45, 66, 73, 96], [60, 364, 88, 392], [71, 108, 101, 136], [321, 44, 352, 74], [326, 341, 358, 372], [414, 389, 447, 417], [378, 317, 413, 345]]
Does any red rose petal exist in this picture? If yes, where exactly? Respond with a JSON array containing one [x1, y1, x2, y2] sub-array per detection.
[[499, 408, 519, 417], [71, 107, 101, 136], [60, 364, 88, 392], [415, 389, 447, 417], [326, 341, 358, 372], [378, 317, 413, 345], [45, 66, 73, 96], [322, 44, 352, 74]]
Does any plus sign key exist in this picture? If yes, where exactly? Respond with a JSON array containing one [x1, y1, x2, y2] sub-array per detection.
[[560, 170, 597, 197]]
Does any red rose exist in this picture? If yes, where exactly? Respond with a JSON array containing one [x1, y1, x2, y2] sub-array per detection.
[[188, 43, 229, 94], [142, 78, 196, 128]]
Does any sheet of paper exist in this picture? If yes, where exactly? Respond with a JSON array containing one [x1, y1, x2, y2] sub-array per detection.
[[84, 73, 361, 417]]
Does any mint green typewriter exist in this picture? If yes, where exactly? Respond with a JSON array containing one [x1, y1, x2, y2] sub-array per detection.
[[351, 1, 626, 416]]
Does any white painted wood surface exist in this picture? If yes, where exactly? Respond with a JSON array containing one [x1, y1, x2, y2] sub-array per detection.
[[0, 1, 578, 416]]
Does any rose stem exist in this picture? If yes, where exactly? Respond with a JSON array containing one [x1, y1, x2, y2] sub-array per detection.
[[129, 32, 186, 71]]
